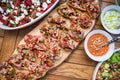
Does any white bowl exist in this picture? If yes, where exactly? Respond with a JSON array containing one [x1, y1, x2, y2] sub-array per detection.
[[84, 30, 115, 62], [101, 5, 120, 34], [92, 48, 120, 80], [0, 0, 59, 30]]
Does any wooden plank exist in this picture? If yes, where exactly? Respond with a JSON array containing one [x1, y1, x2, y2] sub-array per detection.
[[0, 30, 18, 63], [0, 37, 3, 52], [77, 41, 84, 50], [94, 24, 104, 30], [0, 29, 4, 37], [48, 63, 95, 80], [66, 50, 97, 66], [42, 74, 81, 80], [115, 41, 120, 49]]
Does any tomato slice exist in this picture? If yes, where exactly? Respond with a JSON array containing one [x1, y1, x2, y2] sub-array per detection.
[[19, 21, 27, 26], [1, 19, 9, 25], [52, 0, 56, 3], [46, 60, 53, 67], [14, 0, 21, 7], [24, 0, 32, 6]]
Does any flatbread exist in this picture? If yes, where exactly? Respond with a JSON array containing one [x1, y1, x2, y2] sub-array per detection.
[[0, 0, 100, 79]]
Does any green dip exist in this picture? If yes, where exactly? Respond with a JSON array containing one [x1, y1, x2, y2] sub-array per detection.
[[103, 10, 120, 30]]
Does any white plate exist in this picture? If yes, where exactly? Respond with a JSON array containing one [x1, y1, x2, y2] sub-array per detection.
[[92, 48, 120, 80], [101, 5, 120, 34], [0, 0, 59, 30], [84, 30, 115, 62]]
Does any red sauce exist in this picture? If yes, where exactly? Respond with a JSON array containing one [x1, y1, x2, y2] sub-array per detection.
[[87, 34, 109, 56]]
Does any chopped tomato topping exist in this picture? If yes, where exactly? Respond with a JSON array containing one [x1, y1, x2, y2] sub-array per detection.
[[19, 21, 27, 26], [1, 19, 8, 25], [46, 60, 53, 67], [52, 0, 56, 3], [24, 0, 32, 6], [14, 0, 21, 7], [52, 47, 59, 54]]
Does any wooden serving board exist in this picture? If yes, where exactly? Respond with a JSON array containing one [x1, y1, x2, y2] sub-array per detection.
[[0, 0, 100, 79]]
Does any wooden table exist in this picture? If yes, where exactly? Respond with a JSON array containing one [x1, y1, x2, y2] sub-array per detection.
[[0, 0, 120, 80]]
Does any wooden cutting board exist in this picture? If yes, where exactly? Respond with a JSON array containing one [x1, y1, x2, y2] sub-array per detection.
[[0, 0, 100, 79], [13, 1, 98, 77]]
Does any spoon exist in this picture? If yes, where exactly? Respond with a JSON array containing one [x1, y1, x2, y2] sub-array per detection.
[[102, 36, 120, 47]]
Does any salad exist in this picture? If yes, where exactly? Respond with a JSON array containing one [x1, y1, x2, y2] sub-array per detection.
[[96, 50, 120, 80], [0, 0, 56, 27]]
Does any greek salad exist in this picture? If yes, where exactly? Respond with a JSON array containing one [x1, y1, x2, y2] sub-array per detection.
[[0, 0, 56, 27], [96, 50, 120, 80]]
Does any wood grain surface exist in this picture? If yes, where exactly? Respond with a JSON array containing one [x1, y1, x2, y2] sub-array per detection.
[[0, 0, 119, 80]]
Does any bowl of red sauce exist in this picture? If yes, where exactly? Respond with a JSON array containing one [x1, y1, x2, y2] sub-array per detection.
[[84, 30, 115, 62]]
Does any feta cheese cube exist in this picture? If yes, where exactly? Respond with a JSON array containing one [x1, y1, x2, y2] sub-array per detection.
[[0, 7, 4, 13], [15, 16, 20, 24], [6, 9, 11, 14], [37, 7, 41, 11], [10, 20, 15, 24], [42, 2, 48, 10], [47, 0, 52, 4], [36, 12, 41, 17]]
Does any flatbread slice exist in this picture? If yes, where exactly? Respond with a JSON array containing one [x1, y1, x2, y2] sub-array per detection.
[[67, 0, 88, 11]]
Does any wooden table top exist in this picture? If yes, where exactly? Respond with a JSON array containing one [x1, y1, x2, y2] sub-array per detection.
[[0, 0, 120, 80]]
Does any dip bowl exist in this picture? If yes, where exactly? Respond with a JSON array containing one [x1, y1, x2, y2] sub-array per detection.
[[84, 30, 115, 62], [101, 5, 120, 34]]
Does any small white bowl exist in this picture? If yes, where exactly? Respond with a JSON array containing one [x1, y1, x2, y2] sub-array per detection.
[[84, 30, 115, 62], [92, 48, 120, 80], [101, 5, 120, 34], [0, 0, 59, 30]]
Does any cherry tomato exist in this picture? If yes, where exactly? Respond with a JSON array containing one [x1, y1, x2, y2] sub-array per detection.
[[19, 21, 27, 26]]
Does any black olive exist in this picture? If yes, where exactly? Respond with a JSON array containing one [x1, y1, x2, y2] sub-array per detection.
[[109, 64, 114, 70]]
